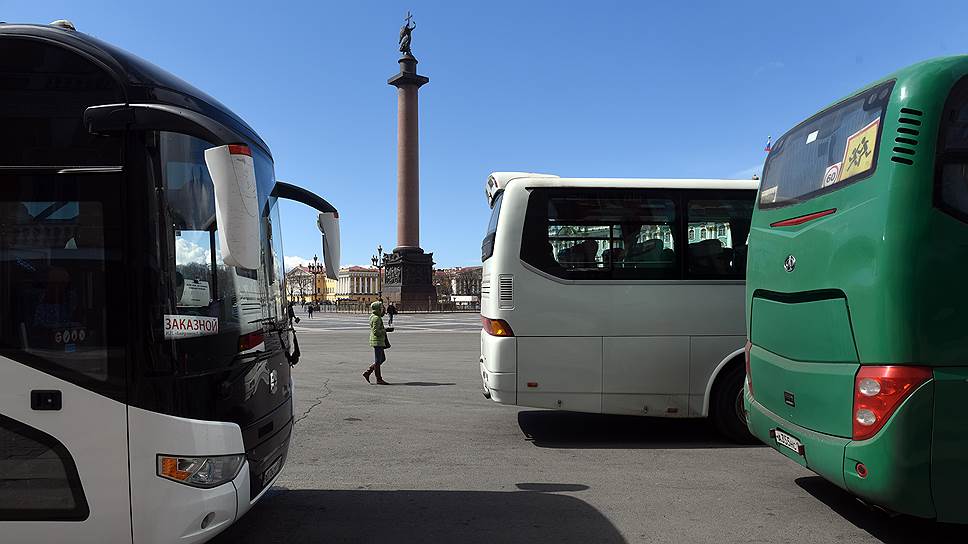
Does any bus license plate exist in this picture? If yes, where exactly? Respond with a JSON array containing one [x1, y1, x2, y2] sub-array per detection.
[[262, 457, 282, 484], [774, 429, 803, 456]]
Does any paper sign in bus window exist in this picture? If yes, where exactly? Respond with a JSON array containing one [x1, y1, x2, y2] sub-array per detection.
[[164, 315, 219, 340], [839, 118, 880, 181], [761, 186, 778, 203]]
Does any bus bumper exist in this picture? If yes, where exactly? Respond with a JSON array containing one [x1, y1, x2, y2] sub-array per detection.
[[745, 389, 851, 490], [153, 463, 248, 544], [480, 330, 516, 405], [128, 407, 289, 543], [745, 384, 936, 520]]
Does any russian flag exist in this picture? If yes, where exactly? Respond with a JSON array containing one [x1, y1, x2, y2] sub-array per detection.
[[764, 136, 772, 153]]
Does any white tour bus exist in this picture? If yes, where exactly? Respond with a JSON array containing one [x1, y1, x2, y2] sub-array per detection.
[[0, 23, 340, 543], [479, 172, 758, 441]]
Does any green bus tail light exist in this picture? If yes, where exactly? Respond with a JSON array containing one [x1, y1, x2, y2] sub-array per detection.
[[852, 366, 932, 440]]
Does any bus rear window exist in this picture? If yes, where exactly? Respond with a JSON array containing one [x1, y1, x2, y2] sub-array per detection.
[[760, 81, 894, 208]]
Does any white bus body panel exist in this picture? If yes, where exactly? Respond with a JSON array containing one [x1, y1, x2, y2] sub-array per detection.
[[481, 177, 753, 418], [0, 355, 131, 544], [603, 336, 690, 416], [127, 407, 247, 544], [517, 336, 602, 413]]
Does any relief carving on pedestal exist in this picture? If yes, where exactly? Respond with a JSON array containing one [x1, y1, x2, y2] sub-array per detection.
[[385, 264, 402, 284]]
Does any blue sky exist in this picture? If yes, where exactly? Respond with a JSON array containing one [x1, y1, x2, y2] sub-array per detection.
[[5, 1, 968, 267]]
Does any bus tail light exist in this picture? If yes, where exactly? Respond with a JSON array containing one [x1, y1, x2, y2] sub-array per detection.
[[852, 365, 932, 440], [744, 339, 753, 396], [158, 454, 245, 488], [239, 330, 265, 351], [481, 316, 514, 337]]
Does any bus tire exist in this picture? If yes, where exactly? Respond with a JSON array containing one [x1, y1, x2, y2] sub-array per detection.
[[710, 363, 756, 444]]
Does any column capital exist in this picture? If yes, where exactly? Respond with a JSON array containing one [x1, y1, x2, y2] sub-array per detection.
[[388, 71, 429, 89], [388, 54, 429, 88]]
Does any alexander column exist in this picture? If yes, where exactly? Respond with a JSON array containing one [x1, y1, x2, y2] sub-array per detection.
[[383, 11, 436, 309]]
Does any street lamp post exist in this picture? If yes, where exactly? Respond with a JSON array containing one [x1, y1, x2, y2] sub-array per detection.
[[371, 244, 385, 301], [306, 254, 325, 305]]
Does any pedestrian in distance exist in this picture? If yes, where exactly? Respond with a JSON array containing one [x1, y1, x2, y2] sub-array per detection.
[[386, 302, 398, 327], [363, 301, 391, 385], [307, 304, 314, 319]]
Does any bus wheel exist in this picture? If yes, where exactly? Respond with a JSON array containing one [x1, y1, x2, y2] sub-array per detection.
[[711, 363, 757, 444]]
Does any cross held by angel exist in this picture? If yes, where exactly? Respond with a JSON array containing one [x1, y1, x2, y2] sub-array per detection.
[[399, 11, 416, 55]]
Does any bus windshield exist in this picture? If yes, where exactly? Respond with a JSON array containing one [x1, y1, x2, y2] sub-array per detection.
[[760, 81, 894, 208], [158, 132, 286, 366]]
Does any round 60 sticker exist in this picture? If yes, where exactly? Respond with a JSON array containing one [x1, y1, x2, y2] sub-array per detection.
[[822, 162, 841, 188]]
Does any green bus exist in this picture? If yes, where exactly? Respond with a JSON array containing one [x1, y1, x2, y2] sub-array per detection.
[[744, 56, 968, 522]]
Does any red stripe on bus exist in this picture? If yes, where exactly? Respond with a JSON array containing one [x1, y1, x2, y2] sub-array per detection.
[[770, 208, 836, 228]]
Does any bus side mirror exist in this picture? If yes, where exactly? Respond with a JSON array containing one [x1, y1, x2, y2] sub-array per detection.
[[318, 212, 341, 280], [204, 144, 261, 270]]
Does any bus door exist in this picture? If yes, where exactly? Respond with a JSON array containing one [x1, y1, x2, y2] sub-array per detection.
[[0, 171, 132, 543]]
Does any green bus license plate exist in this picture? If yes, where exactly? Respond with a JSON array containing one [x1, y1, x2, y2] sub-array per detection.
[[773, 429, 804, 456]]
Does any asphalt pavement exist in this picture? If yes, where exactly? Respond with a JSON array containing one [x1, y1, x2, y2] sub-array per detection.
[[211, 312, 968, 544]]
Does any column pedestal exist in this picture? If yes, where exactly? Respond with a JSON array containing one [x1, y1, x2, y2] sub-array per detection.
[[383, 247, 435, 310]]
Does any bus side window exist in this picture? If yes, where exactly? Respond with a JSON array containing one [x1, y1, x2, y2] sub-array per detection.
[[0, 175, 125, 389], [520, 189, 678, 280], [0, 38, 123, 167], [685, 197, 753, 279], [937, 77, 968, 222], [0, 413, 89, 520]]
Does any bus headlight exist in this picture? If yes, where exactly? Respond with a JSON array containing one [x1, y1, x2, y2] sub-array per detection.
[[157, 454, 245, 488]]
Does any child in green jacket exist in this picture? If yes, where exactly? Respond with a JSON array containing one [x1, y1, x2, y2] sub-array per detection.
[[363, 301, 389, 384]]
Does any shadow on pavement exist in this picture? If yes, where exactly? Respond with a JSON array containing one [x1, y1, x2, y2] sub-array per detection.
[[515, 483, 589, 492], [385, 381, 456, 386], [210, 488, 626, 544], [517, 410, 762, 449], [795, 476, 968, 543]]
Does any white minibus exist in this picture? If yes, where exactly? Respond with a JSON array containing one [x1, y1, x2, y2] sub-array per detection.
[[480, 172, 757, 441]]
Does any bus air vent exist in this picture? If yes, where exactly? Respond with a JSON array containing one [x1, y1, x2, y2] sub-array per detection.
[[498, 274, 514, 309], [481, 277, 491, 299], [891, 107, 922, 166]]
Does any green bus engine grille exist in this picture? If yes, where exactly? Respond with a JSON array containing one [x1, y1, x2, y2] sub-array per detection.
[[892, 107, 923, 166]]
